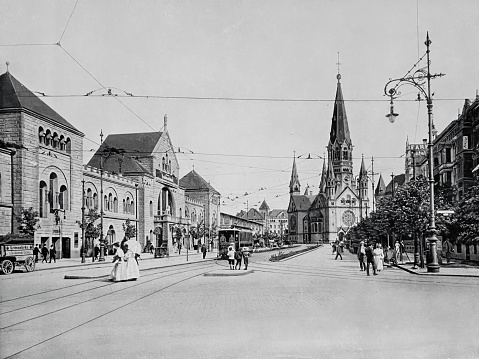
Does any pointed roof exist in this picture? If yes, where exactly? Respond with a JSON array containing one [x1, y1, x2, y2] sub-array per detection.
[[359, 156, 368, 178], [237, 208, 263, 221], [319, 158, 327, 192], [326, 155, 335, 182], [289, 156, 300, 193], [329, 74, 351, 145], [375, 174, 386, 196], [259, 200, 270, 211], [289, 195, 315, 211], [0, 72, 81, 134], [303, 184, 310, 195], [269, 209, 286, 218], [179, 169, 219, 194]]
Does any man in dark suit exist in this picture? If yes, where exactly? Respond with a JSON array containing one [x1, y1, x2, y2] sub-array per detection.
[[365, 243, 377, 276], [41, 244, 48, 263], [49, 245, 57, 263]]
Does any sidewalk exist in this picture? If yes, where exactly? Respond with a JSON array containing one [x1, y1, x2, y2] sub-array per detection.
[[31, 249, 217, 279], [395, 260, 479, 277]]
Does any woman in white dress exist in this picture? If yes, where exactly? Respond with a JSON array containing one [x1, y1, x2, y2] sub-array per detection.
[[374, 243, 384, 272], [110, 242, 127, 282], [124, 244, 140, 281]]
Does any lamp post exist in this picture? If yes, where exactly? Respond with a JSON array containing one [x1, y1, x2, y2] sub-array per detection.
[[383, 32, 444, 273], [99, 130, 105, 262], [81, 178, 86, 263]]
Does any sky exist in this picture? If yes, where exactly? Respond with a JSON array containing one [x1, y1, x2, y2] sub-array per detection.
[[1, 0, 478, 215]]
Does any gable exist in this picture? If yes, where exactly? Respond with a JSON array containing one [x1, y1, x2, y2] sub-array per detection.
[[152, 131, 179, 178]]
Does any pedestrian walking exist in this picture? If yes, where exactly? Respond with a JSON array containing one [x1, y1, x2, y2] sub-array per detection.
[[49, 244, 57, 263], [94, 245, 100, 260], [33, 244, 40, 263], [178, 242, 182, 255], [335, 240, 343, 260], [395, 240, 401, 263], [444, 238, 454, 263], [373, 243, 384, 272], [234, 247, 243, 270], [41, 244, 48, 263], [242, 248, 249, 270], [110, 242, 127, 282], [357, 241, 366, 271], [227, 246, 235, 270], [201, 244, 207, 259], [331, 242, 337, 255], [365, 242, 377, 276]]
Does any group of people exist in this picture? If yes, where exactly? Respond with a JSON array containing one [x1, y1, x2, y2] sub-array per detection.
[[332, 240, 345, 260], [33, 244, 57, 263], [226, 246, 249, 270], [357, 241, 384, 276], [109, 241, 140, 282]]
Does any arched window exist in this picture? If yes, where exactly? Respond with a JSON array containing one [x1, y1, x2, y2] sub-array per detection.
[[130, 201, 135, 215], [165, 154, 169, 172], [45, 130, 52, 146], [66, 138, 71, 154], [59, 135, 65, 151], [39, 181, 48, 217], [179, 208, 182, 218], [104, 195, 108, 211], [38, 127, 45, 145], [49, 173, 58, 213], [185, 207, 189, 218], [108, 193, 113, 212], [162, 157, 166, 171], [169, 160, 172, 173], [52, 132, 59, 149], [59, 185, 68, 210], [86, 189, 92, 209], [93, 193, 98, 209], [114, 197, 118, 212], [343, 148, 348, 160], [150, 201, 153, 217], [123, 199, 126, 213]]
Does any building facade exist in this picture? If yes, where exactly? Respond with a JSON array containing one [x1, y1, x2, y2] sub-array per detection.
[[288, 74, 369, 244], [0, 71, 220, 258]]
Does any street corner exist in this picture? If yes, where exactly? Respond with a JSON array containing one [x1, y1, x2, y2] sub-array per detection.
[[203, 268, 254, 277]]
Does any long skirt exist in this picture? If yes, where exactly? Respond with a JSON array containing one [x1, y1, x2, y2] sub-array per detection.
[[110, 261, 127, 282], [125, 257, 140, 280]]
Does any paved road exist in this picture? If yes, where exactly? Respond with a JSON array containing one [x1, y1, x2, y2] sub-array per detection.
[[1, 246, 478, 359]]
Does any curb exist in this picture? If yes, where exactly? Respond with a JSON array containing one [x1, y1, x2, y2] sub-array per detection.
[[395, 264, 479, 278], [272, 245, 322, 262], [204, 270, 254, 277], [63, 258, 215, 279]]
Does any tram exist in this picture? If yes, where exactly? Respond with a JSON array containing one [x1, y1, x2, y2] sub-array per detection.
[[217, 226, 253, 259]]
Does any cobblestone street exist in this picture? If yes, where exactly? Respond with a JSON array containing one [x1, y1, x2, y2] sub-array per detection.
[[1, 246, 479, 359]]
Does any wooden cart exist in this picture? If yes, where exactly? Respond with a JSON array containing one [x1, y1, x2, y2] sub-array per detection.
[[0, 237, 35, 275]]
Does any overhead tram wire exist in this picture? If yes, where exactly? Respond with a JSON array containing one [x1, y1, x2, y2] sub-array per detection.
[[58, 0, 79, 43]]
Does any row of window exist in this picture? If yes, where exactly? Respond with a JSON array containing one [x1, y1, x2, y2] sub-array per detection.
[[162, 154, 172, 173], [39, 127, 72, 153], [85, 189, 135, 215]]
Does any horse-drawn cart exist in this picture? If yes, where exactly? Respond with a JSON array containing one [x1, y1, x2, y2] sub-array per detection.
[[0, 236, 35, 274]]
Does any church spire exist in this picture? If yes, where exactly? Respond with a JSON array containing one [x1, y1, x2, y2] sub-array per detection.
[[319, 158, 327, 193], [329, 73, 351, 146], [289, 153, 300, 194], [375, 174, 386, 196]]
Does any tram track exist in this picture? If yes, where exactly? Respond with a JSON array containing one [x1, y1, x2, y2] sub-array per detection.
[[1, 262, 216, 359], [0, 261, 215, 329], [0, 260, 212, 304]]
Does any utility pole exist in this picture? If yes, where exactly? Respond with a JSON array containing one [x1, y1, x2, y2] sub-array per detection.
[[81, 178, 85, 263], [99, 130, 104, 262]]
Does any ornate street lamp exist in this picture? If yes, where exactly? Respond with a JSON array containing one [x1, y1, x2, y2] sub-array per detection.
[[383, 32, 444, 273]]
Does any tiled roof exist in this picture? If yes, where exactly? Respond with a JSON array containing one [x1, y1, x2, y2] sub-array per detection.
[[291, 195, 314, 211], [179, 169, 219, 194], [269, 209, 286, 218], [0, 72, 80, 133]]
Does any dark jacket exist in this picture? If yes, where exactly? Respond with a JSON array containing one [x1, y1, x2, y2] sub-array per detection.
[[41, 246, 48, 257], [365, 246, 374, 261]]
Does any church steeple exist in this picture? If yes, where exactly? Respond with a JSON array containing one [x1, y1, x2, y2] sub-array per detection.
[[289, 154, 300, 194], [319, 158, 327, 193], [328, 72, 353, 192], [329, 73, 351, 146], [358, 155, 369, 199]]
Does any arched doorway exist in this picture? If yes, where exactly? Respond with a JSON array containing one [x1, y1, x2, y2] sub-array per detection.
[[157, 187, 175, 216]]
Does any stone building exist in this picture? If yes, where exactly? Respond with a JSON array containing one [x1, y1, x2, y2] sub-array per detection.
[[0, 71, 220, 258], [287, 73, 369, 244], [0, 71, 84, 258]]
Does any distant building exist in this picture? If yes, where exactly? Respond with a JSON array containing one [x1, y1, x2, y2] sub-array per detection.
[[287, 73, 369, 243]]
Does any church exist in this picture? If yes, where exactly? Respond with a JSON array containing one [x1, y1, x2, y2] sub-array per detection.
[[287, 73, 369, 244]]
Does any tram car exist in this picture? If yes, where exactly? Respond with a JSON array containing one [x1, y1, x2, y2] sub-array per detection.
[[0, 236, 35, 275], [217, 226, 253, 259]]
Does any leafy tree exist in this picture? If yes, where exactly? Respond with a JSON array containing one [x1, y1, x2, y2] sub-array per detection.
[[454, 185, 479, 244], [77, 209, 101, 250], [122, 218, 137, 239], [16, 207, 40, 237]]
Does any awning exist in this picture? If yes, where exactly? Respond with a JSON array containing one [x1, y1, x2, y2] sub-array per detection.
[[472, 164, 479, 173]]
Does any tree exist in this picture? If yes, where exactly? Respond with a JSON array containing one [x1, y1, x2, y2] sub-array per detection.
[[77, 209, 101, 251], [122, 218, 137, 240], [16, 207, 40, 237], [454, 185, 479, 244]]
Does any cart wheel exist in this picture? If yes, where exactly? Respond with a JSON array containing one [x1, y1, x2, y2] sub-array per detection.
[[1, 260, 15, 275], [24, 257, 35, 272]]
